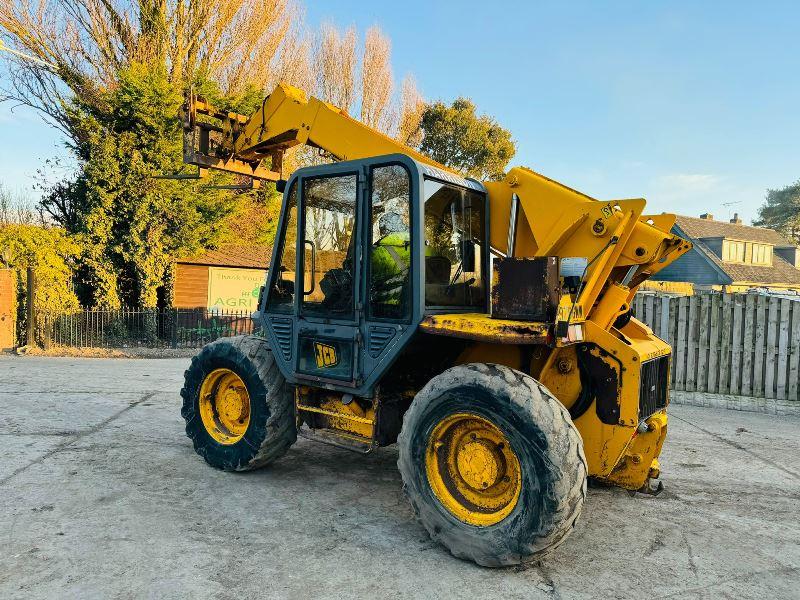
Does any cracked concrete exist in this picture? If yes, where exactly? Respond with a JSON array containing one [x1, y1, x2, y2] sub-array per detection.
[[1, 356, 799, 599]]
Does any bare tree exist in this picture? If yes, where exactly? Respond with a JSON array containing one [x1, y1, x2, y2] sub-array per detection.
[[314, 22, 357, 112], [359, 26, 393, 132], [397, 74, 424, 147], [0, 0, 302, 130], [271, 20, 314, 92], [0, 183, 39, 226]]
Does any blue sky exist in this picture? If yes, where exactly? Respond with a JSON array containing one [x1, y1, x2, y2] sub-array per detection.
[[2, 1, 799, 224]]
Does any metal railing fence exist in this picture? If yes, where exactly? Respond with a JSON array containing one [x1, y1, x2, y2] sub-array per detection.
[[36, 308, 255, 349]]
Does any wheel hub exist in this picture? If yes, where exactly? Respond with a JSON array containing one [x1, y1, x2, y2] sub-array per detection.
[[425, 413, 521, 526], [456, 439, 502, 490], [198, 368, 251, 445], [219, 388, 247, 423]]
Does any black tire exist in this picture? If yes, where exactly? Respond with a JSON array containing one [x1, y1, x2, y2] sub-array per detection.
[[181, 335, 296, 471], [397, 363, 587, 567]]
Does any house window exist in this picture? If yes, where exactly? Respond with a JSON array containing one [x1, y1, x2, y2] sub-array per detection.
[[722, 240, 746, 263], [751, 243, 772, 266]]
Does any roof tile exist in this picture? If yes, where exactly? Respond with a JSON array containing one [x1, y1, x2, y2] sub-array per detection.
[[679, 229, 800, 286], [675, 215, 794, 246], [178, 244, 272, 269]]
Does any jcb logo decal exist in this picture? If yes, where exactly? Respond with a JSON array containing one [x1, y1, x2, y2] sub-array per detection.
[[314, 342, 339, 368]]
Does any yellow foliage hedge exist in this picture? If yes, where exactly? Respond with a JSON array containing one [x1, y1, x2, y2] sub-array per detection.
[[0, 224, 81, 315]]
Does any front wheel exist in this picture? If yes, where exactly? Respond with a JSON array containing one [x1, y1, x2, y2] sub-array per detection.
[[397, 363, 587, 567], [181, 335, 296, 471]]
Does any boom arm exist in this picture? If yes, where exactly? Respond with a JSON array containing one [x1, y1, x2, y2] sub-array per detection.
[[485, 168, 691, 333], [182, 83, 454, 181], [181, 82, 690, 332]]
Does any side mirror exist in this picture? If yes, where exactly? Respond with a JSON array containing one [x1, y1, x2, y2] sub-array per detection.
[[275, 179, 287, 193]]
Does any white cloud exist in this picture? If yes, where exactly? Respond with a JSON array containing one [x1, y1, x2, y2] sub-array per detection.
[[653, 173, 721, 193]]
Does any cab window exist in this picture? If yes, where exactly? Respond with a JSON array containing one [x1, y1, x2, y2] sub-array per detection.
[[368, 164, 412, 321], [424, 179, 486, 309], [266, 181, 297, 312], [301, 174, 358, 318]]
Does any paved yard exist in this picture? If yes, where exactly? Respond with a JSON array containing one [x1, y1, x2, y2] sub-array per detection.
[[1, 356, 799, 599]]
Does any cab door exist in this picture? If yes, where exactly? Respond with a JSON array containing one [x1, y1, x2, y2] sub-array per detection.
[[359, 161, 416, 383], [294, 165, 362, 386]]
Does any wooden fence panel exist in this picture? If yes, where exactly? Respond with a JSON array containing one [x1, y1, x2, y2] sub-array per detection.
[[660, 296, 670, 342], [730, 295, 744, 395], [753, 295, 768, 397], [634, 292, 800, 401], [675, 296, 688, 390], [696, 294, 710, 393], [777, 298, 791, 400], [707, 294, 721, 393], [741, 295, 755, 396], [685, 296, 698, 391], [790, 301, 800, 401], [645, 294, 654, 332], [720, 295, 734, 394], [765, 299, 779, 399]]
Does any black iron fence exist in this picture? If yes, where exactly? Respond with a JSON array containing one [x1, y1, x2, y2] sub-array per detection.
[[36, 308, 255, 349]]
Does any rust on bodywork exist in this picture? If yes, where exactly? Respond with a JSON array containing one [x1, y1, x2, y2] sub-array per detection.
[[419, 313, 549, 344], [491, 256, 560, 322]]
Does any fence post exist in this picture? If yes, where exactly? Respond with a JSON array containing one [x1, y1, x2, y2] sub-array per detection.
[[26, 267, 36, 347], [172, 308, 178, 349], [42, 313, 51, 350]]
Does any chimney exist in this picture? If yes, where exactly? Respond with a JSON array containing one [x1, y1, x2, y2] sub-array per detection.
[[730, 213, 743, 225], [699, 213, 714, 220]]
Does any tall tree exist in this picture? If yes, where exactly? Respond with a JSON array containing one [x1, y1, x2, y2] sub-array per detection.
[[0, 0, 302, 307], [397, 75, 424, 147], [315, 22, 357, 113], [360, 26, 393, 132], [754, 180, 800, 243], [0, 0, 300, 129], [1, 3, 422, 306], [419, 98, 515, 181]]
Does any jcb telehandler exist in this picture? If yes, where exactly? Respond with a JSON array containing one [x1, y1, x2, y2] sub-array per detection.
[[178, 84, 690, 566]]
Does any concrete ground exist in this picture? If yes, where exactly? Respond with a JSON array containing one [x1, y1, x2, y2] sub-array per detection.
[[1, 356, 799, 600]]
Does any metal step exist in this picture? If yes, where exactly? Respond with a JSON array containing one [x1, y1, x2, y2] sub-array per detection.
[[297, 425, 376, 454]]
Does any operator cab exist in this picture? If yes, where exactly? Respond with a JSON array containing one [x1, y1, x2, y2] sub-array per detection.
[[258, 154, 489, 396]]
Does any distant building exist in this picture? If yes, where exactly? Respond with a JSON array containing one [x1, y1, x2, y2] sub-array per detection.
[[648, 213, 800, 293], [174, 245, 270, 310]]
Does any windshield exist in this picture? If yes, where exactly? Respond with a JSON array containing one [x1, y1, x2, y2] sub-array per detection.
[[423, 179, 486, 309]]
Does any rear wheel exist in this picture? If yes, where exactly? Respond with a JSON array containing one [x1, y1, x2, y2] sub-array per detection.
[[398, 363, 587, 567], [181, 335, 296, 471]]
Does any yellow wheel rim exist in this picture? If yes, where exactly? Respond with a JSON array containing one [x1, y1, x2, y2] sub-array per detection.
[[198, 368, 251, 445], [425, 412, 522, 526]]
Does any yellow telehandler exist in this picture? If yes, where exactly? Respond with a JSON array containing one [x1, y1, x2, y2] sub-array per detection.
[[178, 84, 690, 566]]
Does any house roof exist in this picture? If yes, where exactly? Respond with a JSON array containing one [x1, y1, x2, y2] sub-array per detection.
[[675, 215, 793, 246], [674, 224, 800, 286], [178, 244, 272, 269]]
